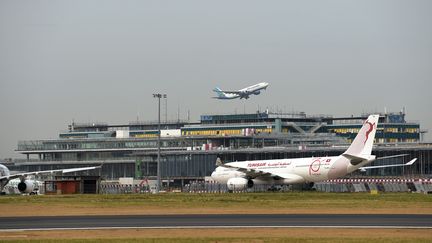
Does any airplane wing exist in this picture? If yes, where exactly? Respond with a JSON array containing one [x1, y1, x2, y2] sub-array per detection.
[[218, 159, 301, 180], [374, 154, 410, 160], [218, 90, 242, 95], [359, 158, 417, 171], [223, 164, 305, 183], [0, 165, 101, 181], [216, 159, 271, 178]]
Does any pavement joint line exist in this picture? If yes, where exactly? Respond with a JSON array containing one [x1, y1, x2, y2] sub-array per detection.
[[1, 225, 432, 232]]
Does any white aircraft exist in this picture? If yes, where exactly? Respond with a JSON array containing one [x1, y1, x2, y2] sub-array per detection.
[[0, 164, 101, 195], [2, 178, 43, 195], [213, 82, 269, 99], [211, 114, 417, 191]]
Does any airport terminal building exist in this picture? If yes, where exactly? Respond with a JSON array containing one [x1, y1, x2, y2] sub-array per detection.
[[10, 110, 432, 185]]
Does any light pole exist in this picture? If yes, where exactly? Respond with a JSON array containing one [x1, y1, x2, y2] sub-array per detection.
[[153, 93, 166, 193]]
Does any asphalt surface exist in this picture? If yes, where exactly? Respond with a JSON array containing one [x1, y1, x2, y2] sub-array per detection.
[[1, 214, 431, 230]]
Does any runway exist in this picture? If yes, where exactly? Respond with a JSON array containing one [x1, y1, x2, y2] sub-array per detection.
[[1, 214, 431, 231]]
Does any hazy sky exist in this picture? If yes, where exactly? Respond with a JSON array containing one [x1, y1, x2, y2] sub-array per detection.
[[1, 1, 431, 158]]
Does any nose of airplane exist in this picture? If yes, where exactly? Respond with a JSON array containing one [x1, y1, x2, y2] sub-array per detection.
[[211, 170, 219, 180]]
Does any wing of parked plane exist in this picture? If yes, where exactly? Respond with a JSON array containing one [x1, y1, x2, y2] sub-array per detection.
[[228, 166, 271, 178], [0, 165, 101, 181], [217, 159, 307, 185], [359, 158, 417, 171], [216, 158, 272, 178], [221, 159, 305, 181], [1, 164, 102, 194]]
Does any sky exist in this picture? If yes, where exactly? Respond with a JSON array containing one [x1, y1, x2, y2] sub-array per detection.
[[0, 0, 431, 159]]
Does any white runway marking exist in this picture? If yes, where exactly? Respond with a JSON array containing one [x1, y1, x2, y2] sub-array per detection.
[[1, 225, 432, 232]]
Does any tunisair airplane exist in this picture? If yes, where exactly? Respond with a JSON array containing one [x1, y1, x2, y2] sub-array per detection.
[[211, 114, 417, 191]]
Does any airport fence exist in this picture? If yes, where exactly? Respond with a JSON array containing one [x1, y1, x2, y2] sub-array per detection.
[[315, 178, 432, 193], [99, 178, 432, 194], [100, 184, 152, 194]]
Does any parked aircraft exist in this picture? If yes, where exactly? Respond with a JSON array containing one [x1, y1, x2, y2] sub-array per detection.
[[211, 114, 417, 191], [2, 178, 43, 195], [0, 164, 101, 195], [213, 82, 269, 99]]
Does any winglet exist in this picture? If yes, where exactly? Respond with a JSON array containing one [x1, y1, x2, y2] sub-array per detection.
[[406, 158, 417, 165], [359, 157, 417, 170]]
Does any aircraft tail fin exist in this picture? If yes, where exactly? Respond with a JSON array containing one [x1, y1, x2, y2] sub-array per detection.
[[343, 114, 379, 164], [216, 157, 223, 166], [213, 87, 227, 98]]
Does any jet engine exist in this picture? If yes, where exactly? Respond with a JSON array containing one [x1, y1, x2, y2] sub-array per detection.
[[253, 90, 261, 95], [227, 177, 254, 191], [17, 180, 35, 194]]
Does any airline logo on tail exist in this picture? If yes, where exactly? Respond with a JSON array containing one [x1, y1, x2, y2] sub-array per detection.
[[213, 87, 228, 98], [364, 120, 376, 145], [342, 114, 379, 164]]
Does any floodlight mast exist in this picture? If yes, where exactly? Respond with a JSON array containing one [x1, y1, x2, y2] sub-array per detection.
[[152, 93, 166, 193]]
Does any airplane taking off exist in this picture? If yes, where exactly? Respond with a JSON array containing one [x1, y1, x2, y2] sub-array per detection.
[[211, 114, 417, 191], [213, 82, 269, 99], [0, 164, 101, 195]]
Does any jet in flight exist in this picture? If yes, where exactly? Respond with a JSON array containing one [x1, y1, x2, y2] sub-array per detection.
[[0, 164, 101, 195], [213, 82, 269, 99], [211, 114, 417, 191]]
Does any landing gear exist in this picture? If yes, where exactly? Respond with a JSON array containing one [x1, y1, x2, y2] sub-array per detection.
[[268, 185, 282, 192], [291, 182, 315, 191], [303, 182, 316, 191]]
